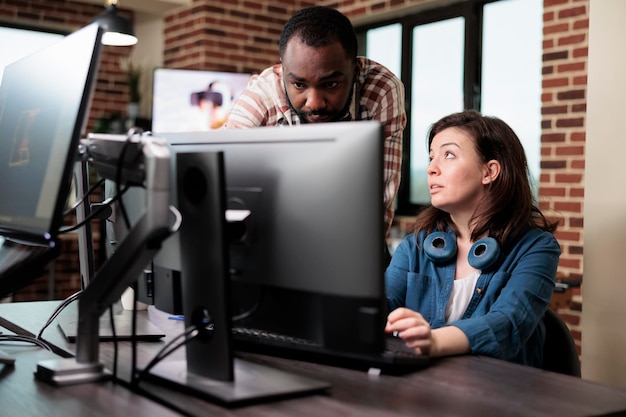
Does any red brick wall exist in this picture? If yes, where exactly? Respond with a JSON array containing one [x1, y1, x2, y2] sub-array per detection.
[[162, 0, 317, 72], [2, 0, 587, 354], [541, 0, 587, 353]]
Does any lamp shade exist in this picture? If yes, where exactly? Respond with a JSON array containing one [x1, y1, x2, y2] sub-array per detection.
[[92, 4, 138, 46]]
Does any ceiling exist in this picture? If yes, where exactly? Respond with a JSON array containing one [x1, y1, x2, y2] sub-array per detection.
[[79, 0, 191, 16]]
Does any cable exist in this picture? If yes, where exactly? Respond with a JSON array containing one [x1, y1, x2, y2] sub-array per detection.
[[58, 188, 129, 234], [169, 205, 182, 233], [0, 334, 53, 351], [36, 290, 82, 339], [232, 301, 260, 322], [132, 324, 200, 386], [62, 128, 144, 235], [231, 285, 265, 323], [64, 177, 106, 217], [108, 306, 119, 381], [116, 128, 145, 230]]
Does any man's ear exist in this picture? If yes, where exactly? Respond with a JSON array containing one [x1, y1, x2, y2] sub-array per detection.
[[482, 160, 501, 185], [353, 59, 361, 79]]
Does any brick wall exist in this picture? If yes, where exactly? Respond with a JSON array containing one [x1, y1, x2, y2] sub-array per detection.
[[162, 0, 317, 72], [2, 0, 587, 354], [541, 0, 587, 354]]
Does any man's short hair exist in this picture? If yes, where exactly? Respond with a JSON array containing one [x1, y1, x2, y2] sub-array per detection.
[[279, 6, 358, 61]]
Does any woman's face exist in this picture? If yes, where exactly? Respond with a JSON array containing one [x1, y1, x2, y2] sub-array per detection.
[[427, 127, 494, 217]]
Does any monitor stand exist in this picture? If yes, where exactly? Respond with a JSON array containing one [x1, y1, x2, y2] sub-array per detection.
[[70, 160, 165, 342], [55, 300, 165, 343], [147, 357, 330, 406], [141, 151, 330, 406]]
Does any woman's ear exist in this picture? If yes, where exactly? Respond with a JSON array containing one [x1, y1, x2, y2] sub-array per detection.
[[482, 160, 501, 185]]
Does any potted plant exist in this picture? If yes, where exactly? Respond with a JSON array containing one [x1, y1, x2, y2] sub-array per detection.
[[119, 57, 142, 121]]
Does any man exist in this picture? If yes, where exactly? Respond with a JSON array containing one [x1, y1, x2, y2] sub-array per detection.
[[225, 6, 406, 240]]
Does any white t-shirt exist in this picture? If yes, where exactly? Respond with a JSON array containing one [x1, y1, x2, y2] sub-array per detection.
[[445, 270, 481, 323]]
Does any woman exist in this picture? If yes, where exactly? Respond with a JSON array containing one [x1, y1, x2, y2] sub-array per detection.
[[385, 110, 561, 367]]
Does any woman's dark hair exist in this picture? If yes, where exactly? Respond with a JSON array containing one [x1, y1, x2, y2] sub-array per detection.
[[279, 6, 358, 61], [413, 110, 558, 251]]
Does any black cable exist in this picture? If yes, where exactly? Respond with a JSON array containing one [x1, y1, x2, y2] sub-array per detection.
[[36, 290, 82, 339], [231, 285, 265, 323], [108, 306, 119, 381], [58, 186, 130, 234], [62, 128, 144, 235], [0, 334, 53, 351], [132, 325, 199, 386], [63, 177, 106, 217], [115, 128, 144, 230]]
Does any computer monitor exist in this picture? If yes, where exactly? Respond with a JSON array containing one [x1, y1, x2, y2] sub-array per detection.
[[155, 120, 386, 354], [139, 149, 330, 405], [137, 121, 383, 405], [0, 23, 103, 298], [152, 68, 250, 132]]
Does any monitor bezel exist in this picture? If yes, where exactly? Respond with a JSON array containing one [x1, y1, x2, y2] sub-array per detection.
[[0, 23, 103, 245], [153, 121, 387, 353]]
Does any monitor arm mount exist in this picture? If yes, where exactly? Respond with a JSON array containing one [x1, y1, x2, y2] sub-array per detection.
[[36, 132, 177, 385]]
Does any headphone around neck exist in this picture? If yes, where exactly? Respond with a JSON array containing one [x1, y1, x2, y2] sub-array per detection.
[[423, 231, 501, 270]]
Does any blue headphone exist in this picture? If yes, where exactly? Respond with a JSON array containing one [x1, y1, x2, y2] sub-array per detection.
[[424, 231, 501, 270]]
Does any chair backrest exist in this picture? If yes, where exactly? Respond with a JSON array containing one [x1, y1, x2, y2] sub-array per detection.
[[542, 308, 581, 377]]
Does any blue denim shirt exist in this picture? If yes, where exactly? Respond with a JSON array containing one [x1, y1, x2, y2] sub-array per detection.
[[385, 228, 561, 367]]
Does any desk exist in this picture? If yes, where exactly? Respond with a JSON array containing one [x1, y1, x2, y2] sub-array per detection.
[[0, 331, 180, 416], [2, 300, 626, 417]]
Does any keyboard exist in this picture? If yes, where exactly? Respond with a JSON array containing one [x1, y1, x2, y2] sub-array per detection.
[[232, 326, 430, 375]]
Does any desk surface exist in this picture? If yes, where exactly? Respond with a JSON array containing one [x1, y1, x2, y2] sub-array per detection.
[[2, 300, 626, 417]]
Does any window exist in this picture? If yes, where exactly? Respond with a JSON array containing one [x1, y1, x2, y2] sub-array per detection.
[[358, 0, 542, 214]]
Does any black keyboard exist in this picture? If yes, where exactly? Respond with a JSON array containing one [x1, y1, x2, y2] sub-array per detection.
[[232, 326, 430, 375]]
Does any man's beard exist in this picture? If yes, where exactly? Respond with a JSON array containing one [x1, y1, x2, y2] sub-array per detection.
[[285, 83, 354, 124]]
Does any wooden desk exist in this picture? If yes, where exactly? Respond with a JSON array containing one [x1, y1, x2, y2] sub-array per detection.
[[0, 337, 180, 417], [2, 301, 626, 417]]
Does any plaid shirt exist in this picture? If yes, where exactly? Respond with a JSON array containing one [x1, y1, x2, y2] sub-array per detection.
[[225, 57, 406, 237]]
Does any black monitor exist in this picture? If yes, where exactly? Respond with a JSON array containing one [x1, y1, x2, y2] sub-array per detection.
[[155, 120, 386, 354], [0, 23, 103, 298], [136, 121, 384, 405]]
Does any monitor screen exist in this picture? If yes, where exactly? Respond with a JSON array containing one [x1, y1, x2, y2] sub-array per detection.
[[153, 121, 386, 353], [151, 68, 250, 132], [0, 23, 103, 243]]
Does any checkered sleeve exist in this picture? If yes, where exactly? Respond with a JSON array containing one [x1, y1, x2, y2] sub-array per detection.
[[225, 65, 288, 128], [359, 59, 406, 237]]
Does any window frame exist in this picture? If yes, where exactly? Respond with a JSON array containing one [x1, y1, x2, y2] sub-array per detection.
[[355, 0, 500, 217]]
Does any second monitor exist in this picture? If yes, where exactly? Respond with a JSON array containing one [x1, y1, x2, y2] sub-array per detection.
[[157, 120, 388, 357]]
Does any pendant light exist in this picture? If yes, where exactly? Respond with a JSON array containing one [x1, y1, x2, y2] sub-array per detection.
[[91, 0, 138, 46]]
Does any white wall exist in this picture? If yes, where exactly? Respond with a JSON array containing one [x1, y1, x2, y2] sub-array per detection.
[[582, 0, 626, 388]]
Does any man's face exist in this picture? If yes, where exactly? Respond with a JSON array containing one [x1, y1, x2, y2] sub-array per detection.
[[281, 37, 357, 123]]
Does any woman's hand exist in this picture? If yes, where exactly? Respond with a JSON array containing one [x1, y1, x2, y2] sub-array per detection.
[[385, 307, 434, 356], [385, 307, 471, 358]]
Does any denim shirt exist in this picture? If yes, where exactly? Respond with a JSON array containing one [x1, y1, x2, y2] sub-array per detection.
[[385, 228, 561, 367]]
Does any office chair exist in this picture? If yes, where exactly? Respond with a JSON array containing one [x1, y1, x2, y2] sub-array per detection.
[[542, 308, 581, 377]]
